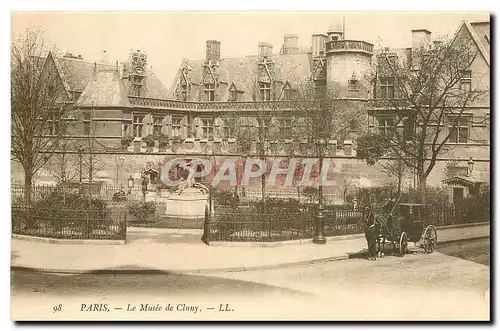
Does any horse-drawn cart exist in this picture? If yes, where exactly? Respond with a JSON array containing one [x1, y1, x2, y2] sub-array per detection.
[[373, 202, 438, 257]]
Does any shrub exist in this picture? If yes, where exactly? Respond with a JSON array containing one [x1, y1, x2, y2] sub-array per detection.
[[212, 189, 240, 209], [128, 201, 156, 222], [157, 133, 170, 149], [142, 134, 156, 148], [25, 190, 111, 232], [121, 135, 134, 149], [112, 191, 127, 202]]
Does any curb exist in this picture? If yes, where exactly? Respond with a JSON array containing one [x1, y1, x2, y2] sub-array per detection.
[[11, 234, 126, 245], [11, 254, 350, 275], [208, 233, 366, 247]]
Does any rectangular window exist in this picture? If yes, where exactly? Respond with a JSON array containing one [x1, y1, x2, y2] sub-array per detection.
[[201, 118, 214, 139], [379, 77, 395, 99], [459, 70, 472, 92], [279, 118, 293, 138], [46, 113, 60, 136], [259, 82, 271, 101], [83, 112, 91, 135], [378, 117, 396, 136], [229, 90, 238, 102], [283, 88, 295, 101], [204, 84, 215, 102], [448, 116, 469, 143], [180, 83, 188, 101], [172, 117, 182, 138], [133, 115, 144, 138], [153, 116, 163, 136]]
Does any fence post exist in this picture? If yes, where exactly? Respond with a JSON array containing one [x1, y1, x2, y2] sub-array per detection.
[[122, 204, 127, 242], [202, 205, 210, 245]]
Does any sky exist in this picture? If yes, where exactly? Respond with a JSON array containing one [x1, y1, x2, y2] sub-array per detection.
[[11, 11, 490, 92]]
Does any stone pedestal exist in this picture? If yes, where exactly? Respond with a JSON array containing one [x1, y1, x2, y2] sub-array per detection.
[[165, 187, 209, 219]]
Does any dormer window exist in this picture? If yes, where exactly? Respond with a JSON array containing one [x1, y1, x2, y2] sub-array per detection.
[[180, 81, 189, 101], [204, 83, 215, 102], [228, 84, 241, 102], [282, 83, 296, 101], [259, 82, 271, 101]]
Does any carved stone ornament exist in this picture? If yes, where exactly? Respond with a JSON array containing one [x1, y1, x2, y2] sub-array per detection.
[[131, 50, 147, 76]]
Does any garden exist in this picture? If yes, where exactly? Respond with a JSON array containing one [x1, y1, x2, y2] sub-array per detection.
[[12, 189, 127, 240], [202, 185, 490, 243]]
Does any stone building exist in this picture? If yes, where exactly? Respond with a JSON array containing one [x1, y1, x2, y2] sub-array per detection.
[[367, 20, 490, 190], [11, 20, 490, 198]]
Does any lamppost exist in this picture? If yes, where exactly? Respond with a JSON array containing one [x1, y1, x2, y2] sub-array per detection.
[[78, 145, 84, 193], [313, 136, 327, 244], [128, 175, 134, 195], [115, 155, 126, 186]]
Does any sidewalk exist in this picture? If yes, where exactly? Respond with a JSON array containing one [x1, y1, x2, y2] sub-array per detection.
[[11, 229, 367, 274], [11, 223, 489, 275]]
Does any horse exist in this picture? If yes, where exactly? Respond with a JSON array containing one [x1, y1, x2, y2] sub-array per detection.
[[362, 207, 395, 260]]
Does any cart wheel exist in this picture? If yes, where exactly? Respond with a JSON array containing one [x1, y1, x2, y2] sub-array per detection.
[[423, 225, 437, 253], [399, 232, 408, 257]]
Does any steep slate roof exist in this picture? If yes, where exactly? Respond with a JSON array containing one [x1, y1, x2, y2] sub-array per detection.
[[50, 55, 170, 102], [379, 20, 491, 70], [454, 21, 490, 67], [76, 69, 129, 107], [171, 50, 313, 101], [120, 62, 170, 99], [470, 21, 490, 58], [53, 56, 115, 92]]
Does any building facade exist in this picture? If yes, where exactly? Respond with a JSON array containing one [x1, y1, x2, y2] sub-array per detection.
[[11, 20, 490, 196]]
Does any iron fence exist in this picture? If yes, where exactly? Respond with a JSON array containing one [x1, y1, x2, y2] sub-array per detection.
[[12, 184, 146, 202], [203, 200, 489, 243], [12, 203, 127, 240], [203, 205, 364, 243]]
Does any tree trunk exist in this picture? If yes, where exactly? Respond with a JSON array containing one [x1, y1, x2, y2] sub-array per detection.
[[23, 170, 33, 205], [397, 169, 403, 196], [417, 170, 427, 204]]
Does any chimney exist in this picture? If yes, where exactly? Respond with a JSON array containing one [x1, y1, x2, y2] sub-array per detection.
[[206, 40, 221, 63], [283, 34, 299, 55], [411, 29, 432, 51], [258, 42, 273, 60], [312, 34, 327, 57], [101, 49, 108, 63]]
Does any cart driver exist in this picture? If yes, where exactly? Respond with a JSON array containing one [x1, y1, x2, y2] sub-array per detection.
[[382, 197, 398, 236]]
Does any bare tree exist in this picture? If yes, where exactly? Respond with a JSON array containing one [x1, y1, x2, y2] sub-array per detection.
[[358, 33, 487, 201], [380, 156, 407, 195], [11, 27, 73, 203], [47, 139, 79, 184], [290, 83, 366, 201]]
